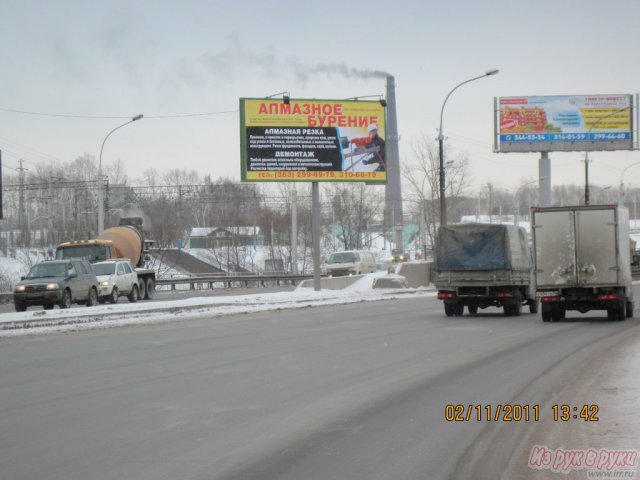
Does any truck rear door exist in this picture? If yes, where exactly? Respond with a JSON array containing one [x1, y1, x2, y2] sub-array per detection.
[[575, 208, 618, 285], [534, 209, 576, 287]]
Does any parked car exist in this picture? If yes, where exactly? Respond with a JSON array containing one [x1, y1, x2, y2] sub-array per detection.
[[92, 259, 140, 304], [13, 259, 99, 311]]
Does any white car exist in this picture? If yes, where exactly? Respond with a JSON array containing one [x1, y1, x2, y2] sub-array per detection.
[[93, 260, 140, 303]]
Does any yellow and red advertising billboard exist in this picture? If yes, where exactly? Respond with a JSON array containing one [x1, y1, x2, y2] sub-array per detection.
[[495, 94, 634, 153], [240, 98, 386, 182]]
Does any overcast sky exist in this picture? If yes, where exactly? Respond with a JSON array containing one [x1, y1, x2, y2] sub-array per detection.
[[1, 0, 639, 193]]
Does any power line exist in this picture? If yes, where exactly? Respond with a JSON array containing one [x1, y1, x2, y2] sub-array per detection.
[[0, 106, 238, 120]]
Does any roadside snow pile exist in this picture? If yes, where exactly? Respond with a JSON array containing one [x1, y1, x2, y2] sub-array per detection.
[[0, 273, 435, 336], [372, 274, 409, 289], [0, 256, 30, 292]]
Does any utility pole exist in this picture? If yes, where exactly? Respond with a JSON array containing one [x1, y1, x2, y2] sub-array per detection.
[[0, 150, 3, 220], [18, 160, 27, 246], [487, 182, 493, 224], [583, 152, 590, 205]]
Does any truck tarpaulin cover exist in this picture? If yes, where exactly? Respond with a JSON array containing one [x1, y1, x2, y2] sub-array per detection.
[[436, 224, 530, 271]]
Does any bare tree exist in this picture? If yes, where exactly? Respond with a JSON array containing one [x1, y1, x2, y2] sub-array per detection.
[[326, 183, 384, 251], [402, 135, 470, 250]]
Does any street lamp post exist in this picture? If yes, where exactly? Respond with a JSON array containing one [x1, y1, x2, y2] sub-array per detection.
[[619, 162, 640, 206], [97, 114, 143, 233], [439, 69, 499, 226], [513, 177, 544, 225]]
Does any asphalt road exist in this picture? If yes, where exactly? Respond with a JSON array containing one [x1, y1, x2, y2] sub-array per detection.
[[1, 294, 639, 480]]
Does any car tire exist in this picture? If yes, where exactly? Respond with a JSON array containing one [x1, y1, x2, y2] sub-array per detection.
[[14, 302, 27, 312], [86, 288, 97, 307], [108, 287, 118, 304], [44, 303, 54, 310], [145, 278, 155, 300], [468, 305, 478, 315], [128, 284, 139, 303], [59, 290, 72, 309]]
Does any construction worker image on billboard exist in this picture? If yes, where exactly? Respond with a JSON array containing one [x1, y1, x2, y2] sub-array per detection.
[[349, 123, 386, 172]]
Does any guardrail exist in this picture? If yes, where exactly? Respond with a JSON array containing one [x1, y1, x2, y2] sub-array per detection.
[[155, 273, 316, 290]]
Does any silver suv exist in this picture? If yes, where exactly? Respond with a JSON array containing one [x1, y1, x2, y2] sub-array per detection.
[[93, 259, 140, 304]]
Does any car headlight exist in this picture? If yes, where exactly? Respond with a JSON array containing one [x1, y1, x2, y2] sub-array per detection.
[[46, 283, 60, 290], [15, 285, 26, 292], [101, 281, 110, 287]]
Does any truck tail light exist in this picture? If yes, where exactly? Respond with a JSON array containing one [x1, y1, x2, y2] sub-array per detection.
[[496, 293, 513, 298], [438, 292, 454, 299], [598, 294, 618, 300], [541, 296, 562, 303]]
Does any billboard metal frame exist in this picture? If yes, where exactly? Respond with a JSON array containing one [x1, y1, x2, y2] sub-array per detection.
[[240, 97, 387, 183], [494, 94, 636, 153]]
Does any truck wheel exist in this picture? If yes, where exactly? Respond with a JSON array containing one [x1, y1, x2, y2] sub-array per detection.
[[626, 301, 634, 318], [468, 305, 478, 315], [137, 279, 146, 300], [444, 303, 461, 317], [128, 285, 139, 303], [108, 287, 118, 304], [616, 302, 626, 321], [59, 290, 72, 309], [44, 303, 54, 310], [541, 311, 552, 322], [529, 299, 539, 314], [503, 305, 514, 316], [444, 303, 455, 317], [14, 302, 27, 312], [607, 308, 618, 321], [86, 288, 98, 307], [552, 308, 565, 321], [144, 278, 155, 300]]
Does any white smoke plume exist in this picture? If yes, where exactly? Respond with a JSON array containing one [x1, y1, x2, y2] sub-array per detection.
[[203, 41, 389, 85]]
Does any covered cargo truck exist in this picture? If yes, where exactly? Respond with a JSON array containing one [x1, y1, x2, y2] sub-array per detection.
[[532, 205, 633, 321], [55, 217, 156, 300], [434, 223, 537, 317]]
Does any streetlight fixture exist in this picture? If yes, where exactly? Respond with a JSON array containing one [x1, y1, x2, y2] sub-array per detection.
[[438, 69, 499, 225], [619, 161, 640, 205], [97, 114, 144, 233], [513, 177, 546, 225]]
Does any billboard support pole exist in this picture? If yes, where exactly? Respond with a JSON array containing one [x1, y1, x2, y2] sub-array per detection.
[[539, 152, 551, 207], [635, 93, 640, 150], [291, 186, 298, 274], [312, 181, 321, 291]]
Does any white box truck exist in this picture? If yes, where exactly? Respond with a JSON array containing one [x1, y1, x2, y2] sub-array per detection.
[[532, 205, 633, 321]]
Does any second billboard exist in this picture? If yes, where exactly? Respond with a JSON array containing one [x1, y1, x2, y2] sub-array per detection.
[[495, 94, 633, 153]]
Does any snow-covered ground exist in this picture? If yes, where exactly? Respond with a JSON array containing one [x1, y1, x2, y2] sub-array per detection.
[[0, 272, 435, 337]]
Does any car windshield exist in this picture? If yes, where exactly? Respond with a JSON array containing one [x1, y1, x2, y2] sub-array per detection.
[[93, 263, 116, 275], [328, 252, 358, 264], [26, 263, 67, 278]]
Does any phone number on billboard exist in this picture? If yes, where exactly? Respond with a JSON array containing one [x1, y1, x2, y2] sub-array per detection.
[[501, 132, 630, 142], [273, 171, 380, 179]]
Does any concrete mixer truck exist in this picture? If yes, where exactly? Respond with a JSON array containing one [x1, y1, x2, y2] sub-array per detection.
[[55, 217, 156, 300]]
